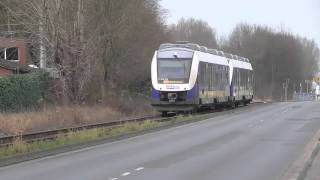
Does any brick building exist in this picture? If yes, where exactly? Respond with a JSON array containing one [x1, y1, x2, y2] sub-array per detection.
[[0, 37, 33, 76]]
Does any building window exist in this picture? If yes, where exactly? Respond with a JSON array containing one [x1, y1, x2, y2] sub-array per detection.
[[0, 47, 19, 61], [6, 47, 19, 61], [0, 48, 4, 59]]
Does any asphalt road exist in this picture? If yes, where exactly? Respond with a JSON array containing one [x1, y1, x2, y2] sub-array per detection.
[[1, 101, 320, 180]]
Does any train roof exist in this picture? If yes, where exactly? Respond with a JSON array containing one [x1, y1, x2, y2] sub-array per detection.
[[159, 42, 251, 63]]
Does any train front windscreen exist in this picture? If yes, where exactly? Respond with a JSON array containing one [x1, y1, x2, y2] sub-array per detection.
[[157, 50, 193, 84]]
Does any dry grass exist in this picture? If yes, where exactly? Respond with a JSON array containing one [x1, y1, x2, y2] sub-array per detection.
[[0, 105, 157, 136], [0, 120, 163, 159]]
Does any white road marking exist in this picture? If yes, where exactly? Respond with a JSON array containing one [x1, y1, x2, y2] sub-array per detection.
[[109, 178, 118, 180], [260, 120, 264, 122], [135, 167, 144, 171], [122, 172, 131, 176]]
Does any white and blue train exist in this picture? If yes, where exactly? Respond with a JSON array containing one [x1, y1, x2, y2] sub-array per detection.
[[151, 42, 253, 116]]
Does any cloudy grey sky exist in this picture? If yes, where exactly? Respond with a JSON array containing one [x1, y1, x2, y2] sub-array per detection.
[[161, 0, 320, 45]]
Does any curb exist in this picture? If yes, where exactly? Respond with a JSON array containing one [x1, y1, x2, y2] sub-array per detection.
[[279, 129, 320, 180]]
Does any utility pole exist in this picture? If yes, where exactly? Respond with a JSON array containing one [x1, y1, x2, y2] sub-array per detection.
[[283, 79, 290, 102]]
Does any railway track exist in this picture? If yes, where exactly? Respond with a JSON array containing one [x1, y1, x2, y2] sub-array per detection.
[[0, 115, 176, 148]]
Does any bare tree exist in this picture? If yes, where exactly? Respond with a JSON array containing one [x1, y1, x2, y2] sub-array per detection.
[[1, 0, 169, 103], [222, 23, 319, 100], [170, 18, 218, 48]]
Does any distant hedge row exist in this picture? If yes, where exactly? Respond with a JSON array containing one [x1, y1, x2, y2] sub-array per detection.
[[0, 72, 49, 112]]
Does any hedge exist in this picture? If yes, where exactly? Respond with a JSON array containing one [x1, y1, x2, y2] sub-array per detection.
[[0, 72, 49, 112]]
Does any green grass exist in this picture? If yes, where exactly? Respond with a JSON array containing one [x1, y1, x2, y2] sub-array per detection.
[[0, 120, 163, 159]]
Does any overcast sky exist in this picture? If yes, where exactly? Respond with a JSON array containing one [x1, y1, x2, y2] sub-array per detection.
[[161, 0, 320, 46]]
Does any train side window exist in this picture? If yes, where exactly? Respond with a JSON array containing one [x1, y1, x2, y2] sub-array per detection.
[[212, 65, 215, 91], [226, 67, 229, 85], [203, 63, 205, 85], [221, 66, 224, 90], [234, 69, 236, 83], [248, 71, 250, 87], [239, 69, 243, 87], [200, 63, 203, 87], [220, 66, 224, 90], [209, 64, 212, 91], [235, 68, 237, 85], [238, 69, 240, 87], [241, 69, 244, 88], [251, 71, 254, 88], [219, 66, 222, 90], [246, 70, 248, 89], [235, 68, 238, 85], [242, 69, 245, 88], [240, 69, 242, 87], [245, 70, 247, 88], [201, 62, 205, 88], [223, 66, 225, 87], [215, 65, 218, 91], [211, 64, 214, 91], [238, 69, 241, 88], [206, 63, 210, 90], [217, 65, 221, 90], [204, 63, 206, 87], [208, 64, 210, 91], [202, 63, 205, 85], [222, 66, 224, 88], [214, 65, 217, 90], [225, 66, 227, 86], [218, 66, 221, 90], [199, 63, 202, 84], [245, 70, 247, 89]]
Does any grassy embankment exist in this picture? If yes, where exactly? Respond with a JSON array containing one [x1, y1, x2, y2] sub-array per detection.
[[0, 119, 164, 159], [0, 108, 222, 159], [0, 112, 207, 160], [0, 102, 159, 159], [0, 105, 156, 135]]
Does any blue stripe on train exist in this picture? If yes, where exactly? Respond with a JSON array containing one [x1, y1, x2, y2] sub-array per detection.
[[151, 87, 160, 99], [187, 85, 198, 100]]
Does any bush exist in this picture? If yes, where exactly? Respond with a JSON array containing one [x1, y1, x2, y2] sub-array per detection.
[[0, 72, 49, 112]]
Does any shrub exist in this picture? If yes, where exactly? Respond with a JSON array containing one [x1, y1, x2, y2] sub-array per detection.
[[0, 72, 49, 112]]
